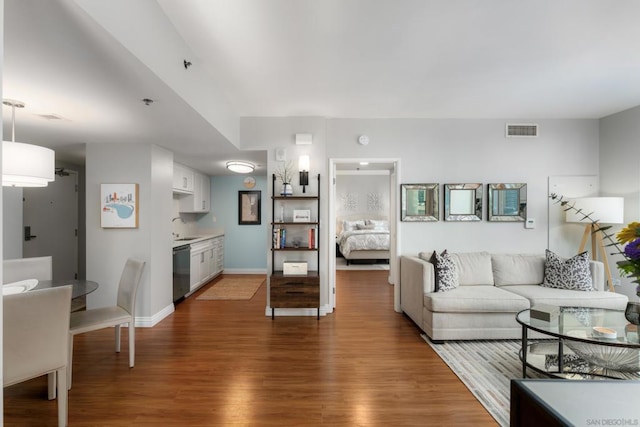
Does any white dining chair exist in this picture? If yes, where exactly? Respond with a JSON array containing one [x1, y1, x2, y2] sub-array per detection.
[[2, 255, 61, 399], [3, 286, 72, 427], [67, 258, 145, 389]]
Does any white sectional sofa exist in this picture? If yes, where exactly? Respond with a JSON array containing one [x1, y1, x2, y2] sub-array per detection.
[[400, 252, 629, 342]]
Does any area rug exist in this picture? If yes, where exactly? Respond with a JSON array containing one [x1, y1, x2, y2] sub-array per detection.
[[423, 337, 541, 427], [196, 277, 265, 300]]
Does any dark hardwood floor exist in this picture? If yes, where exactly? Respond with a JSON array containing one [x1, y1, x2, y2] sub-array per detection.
[[4, 270, 496, 426]]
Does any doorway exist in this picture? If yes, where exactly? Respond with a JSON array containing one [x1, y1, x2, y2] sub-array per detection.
[[328, 158, 401, 312], [23, 169, 79, 279]]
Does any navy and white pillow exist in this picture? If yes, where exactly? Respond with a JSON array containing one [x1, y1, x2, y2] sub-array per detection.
[[542, 250, 594, 291], [431, 250, 459, 292]]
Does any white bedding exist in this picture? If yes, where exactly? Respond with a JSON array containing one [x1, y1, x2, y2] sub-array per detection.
[[337, 229, 390, 258]]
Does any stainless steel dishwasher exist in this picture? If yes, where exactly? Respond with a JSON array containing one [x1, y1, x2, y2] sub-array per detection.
[[173, 245, 191, 302]]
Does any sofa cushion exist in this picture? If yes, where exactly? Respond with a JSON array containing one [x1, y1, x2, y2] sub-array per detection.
[[425, 285, 530, 313], [433, 250, 458, 292], [492, 254, 545, 286], [504, 285, 628, 310], [542, 250, 594, 291], [450, 252, 494, 286]]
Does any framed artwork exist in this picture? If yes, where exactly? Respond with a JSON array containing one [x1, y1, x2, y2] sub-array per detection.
[[101, 183, 139, 228], [239, 191, 261, 225], [400, 183, 439, 222], [293, 209, 311, 222], [488, 183, 527, 222], [444, 183, 482, 221]]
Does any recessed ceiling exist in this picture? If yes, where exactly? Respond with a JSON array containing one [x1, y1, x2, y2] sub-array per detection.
[[159, 0, 640, 119], [4, 0, 640, 176]]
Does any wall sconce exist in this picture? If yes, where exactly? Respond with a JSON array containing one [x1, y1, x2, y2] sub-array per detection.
[[299, 155, 310, 193]]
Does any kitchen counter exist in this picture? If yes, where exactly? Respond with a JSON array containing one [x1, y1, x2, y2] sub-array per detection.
[[172, 231, 224, 248]]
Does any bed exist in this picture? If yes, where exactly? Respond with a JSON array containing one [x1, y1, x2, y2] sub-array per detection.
[[336, 215, 390, 265]]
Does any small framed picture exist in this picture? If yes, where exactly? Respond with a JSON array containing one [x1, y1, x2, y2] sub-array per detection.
[[238, 191, 261, 225], [101, 183, 139, 228], [293, 209, 311, 222]]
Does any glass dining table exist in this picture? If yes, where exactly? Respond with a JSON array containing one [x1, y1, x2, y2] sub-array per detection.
[[33, 279, 99, 299]]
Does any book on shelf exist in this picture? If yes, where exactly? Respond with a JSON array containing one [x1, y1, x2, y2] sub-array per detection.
[[308, 227, 318, 249], [273, 228, 286, 249]]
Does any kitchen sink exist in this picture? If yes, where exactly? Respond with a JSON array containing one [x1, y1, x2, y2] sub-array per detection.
[[174, 236, 202, 241]]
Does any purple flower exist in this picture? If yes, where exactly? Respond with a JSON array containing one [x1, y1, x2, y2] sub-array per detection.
[[624, 238, 640, 260]]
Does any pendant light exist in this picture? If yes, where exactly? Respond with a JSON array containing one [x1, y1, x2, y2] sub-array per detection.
[[2, 99, 55, 187]]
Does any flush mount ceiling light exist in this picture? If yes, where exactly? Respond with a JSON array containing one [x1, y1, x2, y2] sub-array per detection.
[[2, 99, 55, 187], [226, 161, 255, 174]]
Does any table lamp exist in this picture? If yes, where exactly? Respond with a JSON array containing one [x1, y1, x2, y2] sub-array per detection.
[[565, 197, 624, 292]]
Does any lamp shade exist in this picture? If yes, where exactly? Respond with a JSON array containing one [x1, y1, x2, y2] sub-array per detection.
[[565, 197, 624, 224], [2, 141, 55, 187], [298, 155, 310, 172]]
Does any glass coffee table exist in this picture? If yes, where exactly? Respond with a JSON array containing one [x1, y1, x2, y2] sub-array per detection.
[[516, 307, 640, 380]]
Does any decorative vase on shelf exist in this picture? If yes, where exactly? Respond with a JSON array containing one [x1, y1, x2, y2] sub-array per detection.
[[625, 301, 640, 325], [281, 183, 293, 196]]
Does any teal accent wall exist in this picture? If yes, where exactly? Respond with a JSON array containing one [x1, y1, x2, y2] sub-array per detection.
[[199, 175, 267, 270]]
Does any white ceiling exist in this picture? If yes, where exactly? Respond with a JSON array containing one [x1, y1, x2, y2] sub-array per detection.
[[4, 0, 640, 175]]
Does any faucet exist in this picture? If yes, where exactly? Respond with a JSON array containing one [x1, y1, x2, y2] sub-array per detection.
[[172, 216, 185, 223]]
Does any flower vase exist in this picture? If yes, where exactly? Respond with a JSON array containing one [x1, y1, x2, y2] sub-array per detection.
[[281, 183, 293, 196], [625, 301, 640, 325]]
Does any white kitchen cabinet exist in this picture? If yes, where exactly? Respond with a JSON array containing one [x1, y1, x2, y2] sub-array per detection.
[[211, 236, 224, 277], [187, 236, 224, 293], [189, 250, 201, 291], [179, 171, 210, 213], [189, 241, 209, 291], [173, 163, 194, 194]]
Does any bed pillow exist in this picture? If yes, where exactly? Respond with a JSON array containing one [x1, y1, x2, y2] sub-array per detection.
[[356, 223, 375, 230], [542, 250, 594, 291], [342, 220, 365, 232], [367, 219, 389, 231], [430, 250, 459, 292]]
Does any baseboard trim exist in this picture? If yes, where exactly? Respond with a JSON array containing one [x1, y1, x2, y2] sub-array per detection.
[[265, 304, 332, 317], [135, 303, 175, 327], [222, 268, 268, 275]]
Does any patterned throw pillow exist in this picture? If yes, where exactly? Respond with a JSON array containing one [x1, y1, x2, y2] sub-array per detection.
[[430, 250, 459, 292], [542, 250, 594, 291]]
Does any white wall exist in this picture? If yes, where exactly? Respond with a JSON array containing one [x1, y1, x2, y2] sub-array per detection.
[[335, 173, 389, 220], [326, 118, 600, 254], [1, 0, 5, 407], [2, 187, 22, 260], [240, 116, 601, 311], [86, 143, 174, 326], [600, 106, 640, 299]]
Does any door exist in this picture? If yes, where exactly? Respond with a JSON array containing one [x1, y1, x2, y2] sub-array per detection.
[[328, 158, 400, 311], [23, 169, 79, 280]]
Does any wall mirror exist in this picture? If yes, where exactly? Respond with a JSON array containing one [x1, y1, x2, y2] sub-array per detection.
[[488, 183, 526, 222], [401, 183, 439, 222], [444, 183, 482, 221]]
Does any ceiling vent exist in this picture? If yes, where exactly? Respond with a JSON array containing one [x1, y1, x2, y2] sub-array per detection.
[[506, 123, 538, 138]]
